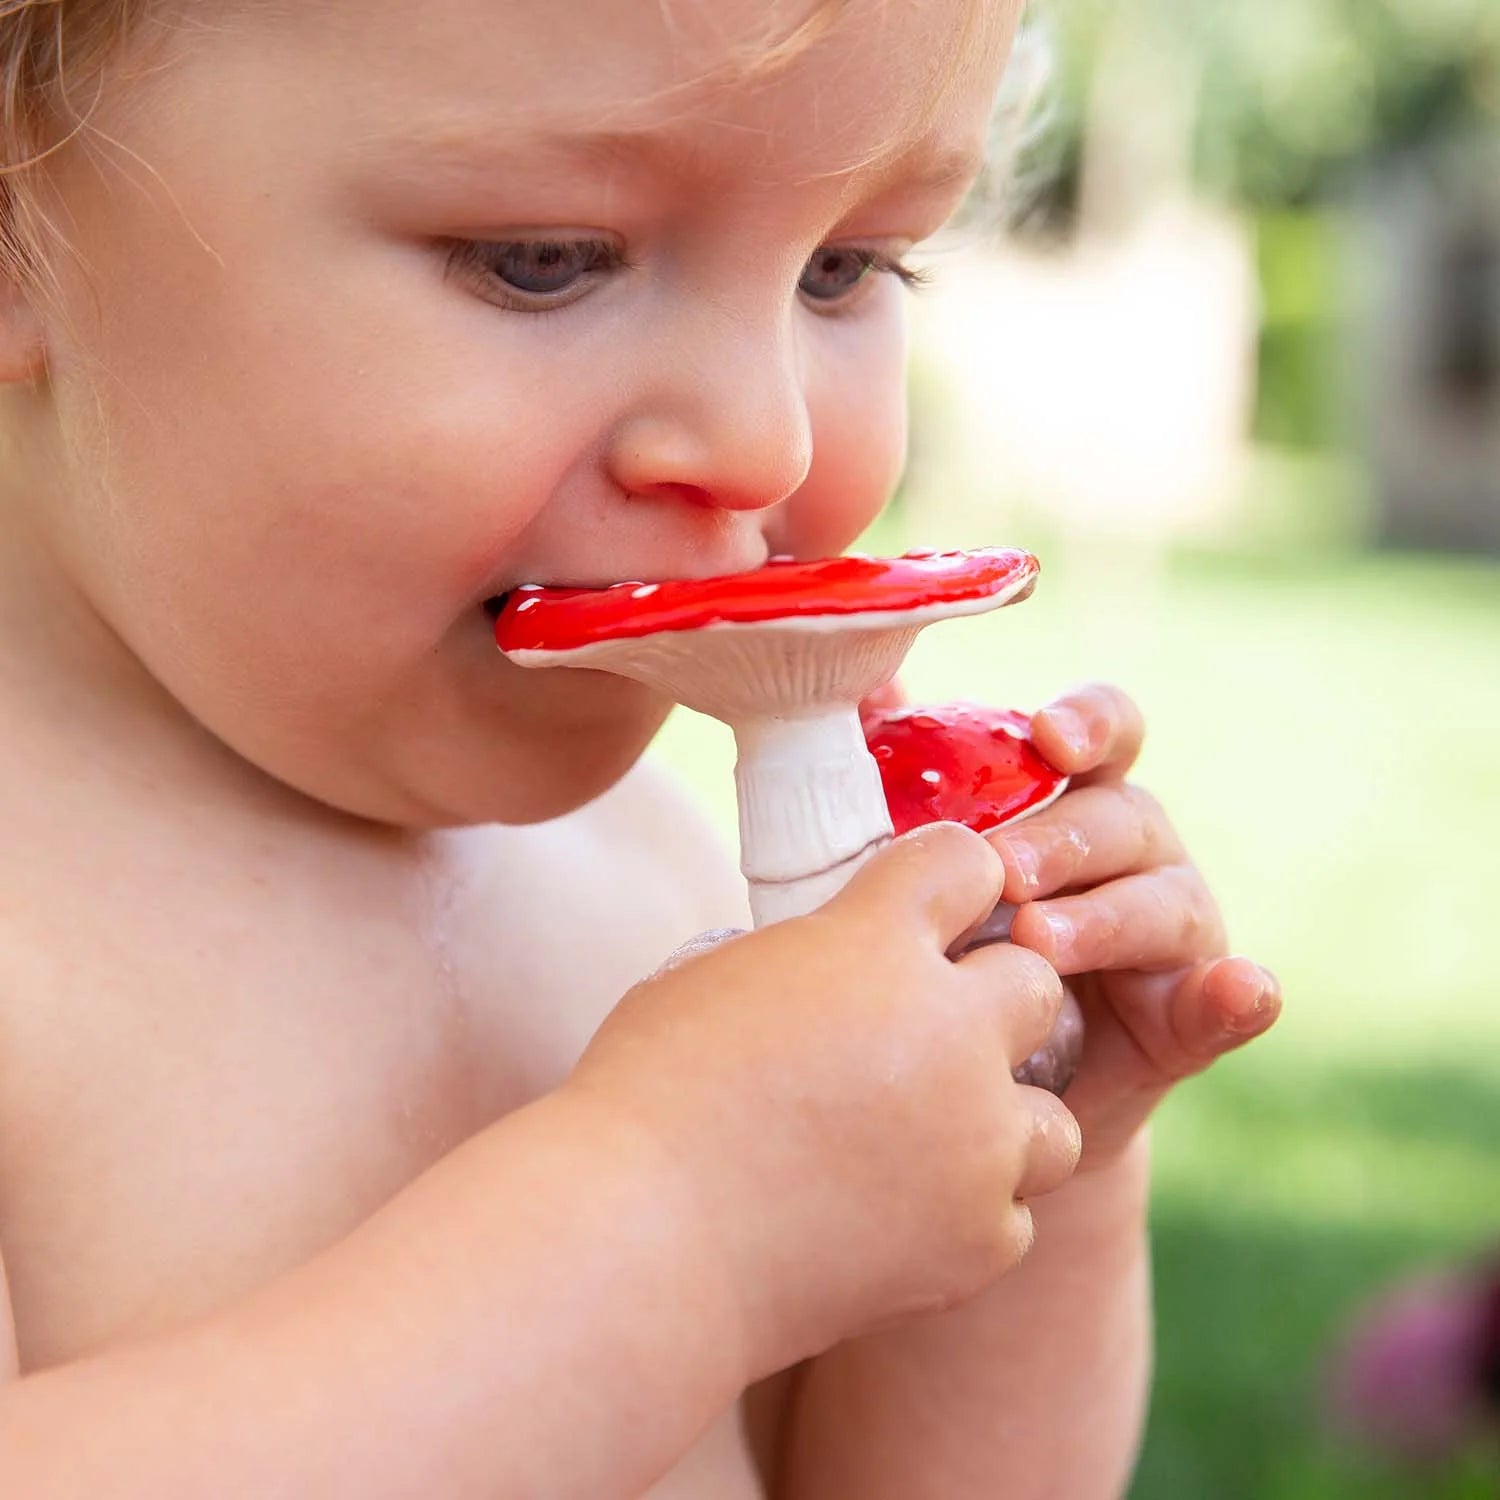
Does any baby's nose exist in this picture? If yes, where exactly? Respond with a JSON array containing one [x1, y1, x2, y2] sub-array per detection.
[[604, 329, 813, 513]]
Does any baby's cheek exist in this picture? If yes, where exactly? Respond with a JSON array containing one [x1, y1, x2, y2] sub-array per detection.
[[776, 326, 909, 556]]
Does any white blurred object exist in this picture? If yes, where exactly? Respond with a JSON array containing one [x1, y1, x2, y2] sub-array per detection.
[[911, 200, 1259, 542]]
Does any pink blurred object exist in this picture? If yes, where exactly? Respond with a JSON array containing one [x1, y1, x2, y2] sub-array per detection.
[[1328, 1259, 1500, 1463]]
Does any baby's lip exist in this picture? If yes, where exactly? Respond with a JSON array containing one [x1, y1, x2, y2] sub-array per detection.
[[481, 544, 774, 613]]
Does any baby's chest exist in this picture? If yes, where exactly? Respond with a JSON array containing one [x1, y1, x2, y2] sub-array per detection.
[[0, 943, 525, 1364], [0, 855, 761, 1496]]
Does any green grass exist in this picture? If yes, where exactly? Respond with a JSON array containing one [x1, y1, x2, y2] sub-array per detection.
[[651, 539, 1500, 1499]]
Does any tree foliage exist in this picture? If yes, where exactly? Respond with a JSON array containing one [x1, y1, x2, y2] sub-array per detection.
[[1045, 0, 1500, 208]]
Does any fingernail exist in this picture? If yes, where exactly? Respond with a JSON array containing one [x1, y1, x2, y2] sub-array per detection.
[[1000, 836, 1040, 891], [1039, 909, 1073, 955], [1045, 707, 1089, 760], [1223, 976, 1278, 1036]]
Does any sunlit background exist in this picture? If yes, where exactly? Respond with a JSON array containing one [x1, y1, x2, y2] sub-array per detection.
[[655, 2, 1500, 1494]]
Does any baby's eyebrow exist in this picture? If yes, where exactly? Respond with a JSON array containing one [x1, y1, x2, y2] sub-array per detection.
[[861, 146, 986, 198], [369, 120, 725, 197], [376, 115, 984, 201]]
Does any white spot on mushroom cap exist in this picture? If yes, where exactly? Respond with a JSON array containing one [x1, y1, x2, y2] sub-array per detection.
[[920, 769, 942, 786]]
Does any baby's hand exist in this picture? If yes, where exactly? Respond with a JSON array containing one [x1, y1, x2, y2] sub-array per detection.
[[991, 684, 1282, 1167], [565, 825, 1081, 1381]]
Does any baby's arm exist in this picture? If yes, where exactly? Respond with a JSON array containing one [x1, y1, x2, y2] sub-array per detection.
[[0, 1090, 751, 1498]]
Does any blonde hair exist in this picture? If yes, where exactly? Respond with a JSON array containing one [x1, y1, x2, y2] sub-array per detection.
[[1, 0, 138, 293]]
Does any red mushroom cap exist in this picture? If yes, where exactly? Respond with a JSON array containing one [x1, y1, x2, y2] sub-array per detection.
[[495, 547, 1038, 654], [862, 701, 1068, 835]]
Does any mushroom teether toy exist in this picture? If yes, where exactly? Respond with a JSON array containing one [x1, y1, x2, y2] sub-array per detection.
[[495, 548, 1040, 926]]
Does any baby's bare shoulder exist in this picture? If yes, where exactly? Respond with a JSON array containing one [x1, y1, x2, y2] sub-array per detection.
[[449, 758, 749, 1055], [571, 757, 749, 939]]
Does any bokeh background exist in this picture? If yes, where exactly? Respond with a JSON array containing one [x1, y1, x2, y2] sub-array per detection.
[[656, 2, 1500, 1495]]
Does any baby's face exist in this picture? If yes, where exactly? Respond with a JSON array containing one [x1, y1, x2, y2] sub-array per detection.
[[21, 0, 1018, 826]]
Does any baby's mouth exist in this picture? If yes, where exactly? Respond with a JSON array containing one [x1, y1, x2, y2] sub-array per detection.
[[483, 544, 779, 623]]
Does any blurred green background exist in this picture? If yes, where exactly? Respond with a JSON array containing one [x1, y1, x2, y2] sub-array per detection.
[[657, 2, 1500, 1494]]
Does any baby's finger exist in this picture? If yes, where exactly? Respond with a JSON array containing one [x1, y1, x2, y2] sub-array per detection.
[[989, 782, 1185, 903], [1010, 865, 1226, 976], [954, 939, 1065, 1066], [1179, 956, 1282, 1056], [1107, 958, 1281, 1079], [1016, 1089, 1083, 1201], [1030, 684, 1145, 784], [827, 821, 1005, 950]]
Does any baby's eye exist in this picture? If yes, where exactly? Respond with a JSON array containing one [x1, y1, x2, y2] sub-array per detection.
[[798, 246, 924, 305], [449, 237, 623, 306]]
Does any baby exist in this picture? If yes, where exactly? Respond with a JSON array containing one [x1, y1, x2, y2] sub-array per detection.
[[0, 1, 1280, 1496]]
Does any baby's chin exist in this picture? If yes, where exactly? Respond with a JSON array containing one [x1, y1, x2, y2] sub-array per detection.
[[274, 669, 673, 831], [439, 679, 674, 828]]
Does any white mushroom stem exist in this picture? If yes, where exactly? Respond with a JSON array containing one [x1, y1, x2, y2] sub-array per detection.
[[729, 705, 894, 927]]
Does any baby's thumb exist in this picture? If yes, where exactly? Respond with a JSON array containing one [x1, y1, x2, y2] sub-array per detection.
[[653, 927, 750, 976], [827, 822, 1005, 949]]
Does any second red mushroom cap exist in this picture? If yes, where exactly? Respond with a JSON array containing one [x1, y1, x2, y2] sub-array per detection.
[[862, 701, 1069, 835]]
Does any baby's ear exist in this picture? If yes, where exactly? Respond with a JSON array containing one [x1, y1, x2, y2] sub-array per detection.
[[0, 272, 47, 384]]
